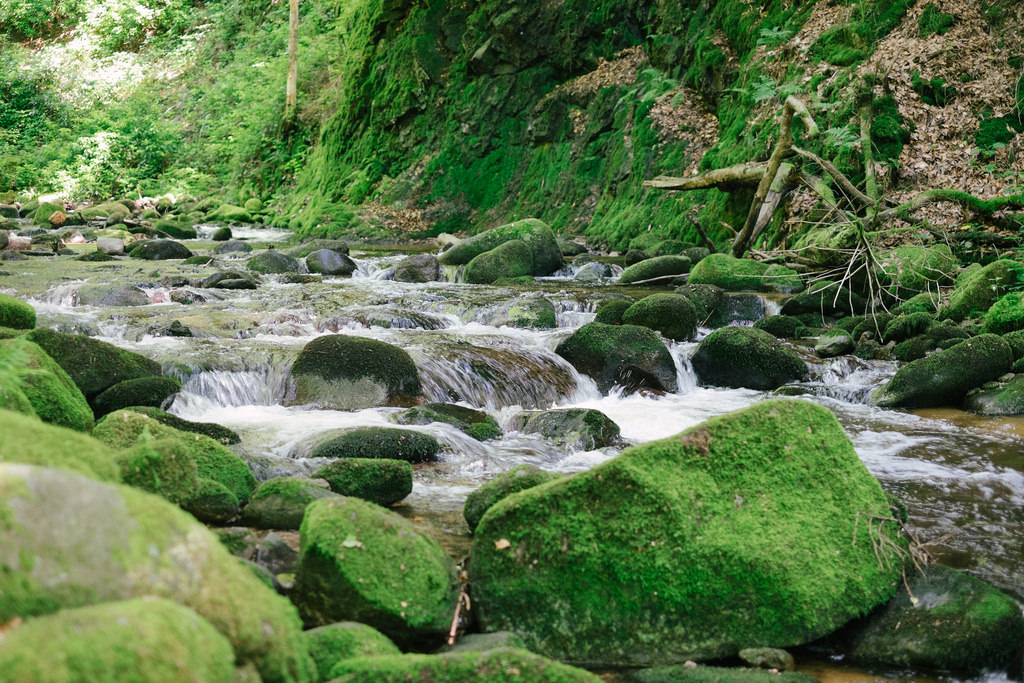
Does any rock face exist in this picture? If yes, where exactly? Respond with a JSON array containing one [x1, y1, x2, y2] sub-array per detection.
[[871, 335, 1012, 408], [439, 218, 563, 276], [839, 565, 1024, 675], [620, 293, 698, 341], [294, 496, 461, 646], [0, 464, 315, 682], [469, 400, 906, 667], [555, 322, 677, 393], [0, 598, 237, 683], [691, 326, 808, 390], [288, 335, 424, 410]]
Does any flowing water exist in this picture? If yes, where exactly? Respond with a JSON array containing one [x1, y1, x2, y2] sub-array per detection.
[[2, 227, 1022, 680]]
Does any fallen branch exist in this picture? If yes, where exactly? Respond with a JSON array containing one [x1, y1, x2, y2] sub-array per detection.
[[644, 162, 767, 191], [792, 146, 875, 209]]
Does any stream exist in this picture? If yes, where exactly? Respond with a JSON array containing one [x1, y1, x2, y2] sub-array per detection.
[[2, 224, 1022, 681]]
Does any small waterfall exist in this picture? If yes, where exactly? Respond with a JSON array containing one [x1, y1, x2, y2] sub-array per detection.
[[668, 341, 699, 393], [809, 356, 897, 404], [36, 281, 87, 308], [172, 357, 294, 411]]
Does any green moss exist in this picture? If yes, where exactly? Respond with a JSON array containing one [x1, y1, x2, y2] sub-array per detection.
[[439, 219, 562, 276], [124, 406, 241, 445], [983, 291, 1024, 334], [243, 477, 338, 530], [153, 219, 197, 239], [621, 293, 698, 341], [117, 435, 199, 506], [32, 202, 62, 225], [304, 622, 401, 681], [464, 465, 560, 533], [882, 312, 935, 344], [396, 403, 501, 441], [212, 226, 232, 241], [0, 292, 35, 330], [871, 96, 914, 164], [911, 71, 955, 107], [0, 337, 93, 431], [689, 254, 800, 293], [692, 326, 808, 390], [247, 250, 300, 274], [619, 256, 692, 286], [207, 204, 254, 224], [464, 239, 534, 284], [329, 649, 601, 682], [0, 598, 236, 683], [470, 400, 905, 666], [76, 250, 117, 262], [918, 4, 956, 37], [0, 408, 118, 481], [554, 322, 677, 393], [892, 335, 935, 362], [938, 259, 1022, 322], [753, 315, 806, 339], [92, 376, 181, 418], [309, 427, 440, 463], [879, 244, 956, 299], [637, 665, 814, 683], [185, 478, 241, 525], [313, 459, 413, 507], [80, 202, 130, 223], [594, 299, 633, 325], [514, 408, 621, 450]]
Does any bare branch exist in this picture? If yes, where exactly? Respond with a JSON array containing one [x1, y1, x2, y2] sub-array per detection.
[[644, 163, 767, 191]]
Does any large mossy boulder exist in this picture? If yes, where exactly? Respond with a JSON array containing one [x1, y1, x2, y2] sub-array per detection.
[[871, 335, 1012, 408], [779, 281, 867, 318], [303, 622, 401, 681], [117, 436, 199, 506], [0, 408, 118, 481], [463, 464, 560, 533], [982, 291, 1024, 334], [153, 218, 197, 239], [675, 283, 724, 323], [327, 649, 602, 682], [248, 250, 300, 274], [0, 292, 35, 329], [484, 293, 558, 329], [464, 239, 534, 284], [243, 477, 341, 530], [0, 598, 237, 683], [313, 458, 413, 507], [469, 400, 906, 667], [938, 259, 1022, 322], [308, 427, 441, 463], [838, 565, 1024, 675], [396, 402, 502, 441], [689, 254, 802, 293], [80, 202, 131, 224], [691, 326, 808, 390], [129, 239, 192, 260], [878, 244, 957, 299], [91, 376, 180, 418], [620, 293, 698, 341], [439, 218, 563, 275], [208, 203, 254, 224], [0, 337, 94, 431], [618, 255, 691, 286], [555, 322, 677, 393], [0, 464, 316, 682], [512, 408, 620, 450], [288, 335, 423, 410], [294, 496, 461, 646], [962, 375, 1024, 415], [125, 405, 240, 444]]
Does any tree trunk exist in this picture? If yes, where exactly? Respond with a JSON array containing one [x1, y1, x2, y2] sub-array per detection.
[[285, 0, 299, 117]]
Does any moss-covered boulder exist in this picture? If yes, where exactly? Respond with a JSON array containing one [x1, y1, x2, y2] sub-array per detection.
[[305, 249, 356, 276], [689, 254, 802, 293], [244, 197, 264, 213], [938, 259, 1022, 322], [309, 427, 441, 463], [0, 598, 236, 683], [838, 565, 1024, 675], [0, 292, 36, 330], [439, 218, 563, 276], [463, 464, 560, 533], [779, 281, 867, 318], [881, 312, 934, 344], [982, 291, 1024, 334], [0, 337, 94, 431], [488, 293, 558, 329], [117, 436, 199, 506], [691, 327, 808, 390], [313, 458, 413, 507], [0, 408, 118, 481], [304, 622, 401, 681], [555, 322, 677, 393], [753, 315, 807, 339], [248, 250, 300, 274], [593, 298, 633, 325], [878, 244, 957, 300], [815, 331, 855, 358], [212, 226, 232, 241], [328, 649, 601, 682], [80, 201, 131, 224], [153, 218, 197, 239], [0, 463, 316, 681], [464, 239, 534, 284], [618, 255, 692, 286], [675, 283, 724, 324], [294, 496, 461, 645], [208, 203, 254, 223], [288, 335, 423, 410], [187, 478, 242, 525], [32, 201, 62, 225], [129, 239, 192, 260], [243, 477, 341, 530], [871, 335, 1012, 408], [91, 376, 181, 418], [395, 402, 502, 441], [469, 400, 906, 667], [125, 405, 240, 444], [962, 375, 1024, 415], [513, 408, 620, 450], [620, 293, 698, 341]]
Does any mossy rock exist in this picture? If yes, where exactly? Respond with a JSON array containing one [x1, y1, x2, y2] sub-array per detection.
[[285, 239, 350, 258], [513, 408, 620, 450], [78, 285, 150, 307], [215, 239, 252, 254], [0, 292, 36, 330], [124, 405, 240, 444], [91, 376, 181, 418], [309, 427, 441, 463], [208, 204, 254, 224], [185, 478, 241, 525], [128, 239, 193, 260], [248, 250, 300, 274], [878, 244, 957, 299], [689, 254, 801, 293], [753, 315, 806, 339], [892, 335, 935, 362], [0, 337, 94, 431], [76, 250, 116, 262], [313, 458, 413, 507], [80, 202, 131, 224], [469, 400, 905, 666], [395, 402, 501, 441], [675, 283, 724, 324], [464, 239, 534, 284], [0, 463, 316, 681], [32, 202, 62, 225], [0, 408, 118, 481], [117, 436, 199, 506], [618, 255, 691, 286], [243, 476, 341, 530], [881, 312, 934, 344], [294, 496, 460, 646], [497, 293, 558, 329], [872, 335, 1012, 408], [305, 249, 357, 276], [692, 327, 808, 390], [212, 226, 232, 241], [780, 281, 867, 318], [896, 292, 940, 315], [153, 219, 197, 240], [938, 259, 1022, 322], [438, 218, 563, 276], [304, 622, 401, 681], [393, 253, 440, 282], [839, 565, 1024, 674], [555, 322, 677, 393], [635, 665, 815, 683], [620, 293, 697, 341], [962, 374, 1024, 415], [93, 410, 256, 505], [463, 464, 560, 533], [244, 198, 264, 213], [982, 291, 1024, 334], [593, 299, 633, 325], [440, 631, 528, 654], [288, 335, 423, 410], [0, 597, 236, 683], [328, 649, 601, 682]]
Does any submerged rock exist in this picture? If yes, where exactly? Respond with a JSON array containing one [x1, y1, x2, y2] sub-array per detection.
[[691, 326, 808, 390], [513, 407, 620, 450], [469, 400, 906, 666], [396, 402, 501, 441], [555, 322, 677, 393]]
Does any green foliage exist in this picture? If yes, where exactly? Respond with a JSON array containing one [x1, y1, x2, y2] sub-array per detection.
[[0, 0, 84, 38], [911, 72, 956, 107], [918, 4, 956, 37], [871, 96, 913, 164]]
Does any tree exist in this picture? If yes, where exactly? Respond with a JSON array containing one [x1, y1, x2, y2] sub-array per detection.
[[285, 0, 298, 118]]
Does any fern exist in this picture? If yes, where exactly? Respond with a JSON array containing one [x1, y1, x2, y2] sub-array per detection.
[[751, 76, 778, 103], [825, 126, 860, 151]]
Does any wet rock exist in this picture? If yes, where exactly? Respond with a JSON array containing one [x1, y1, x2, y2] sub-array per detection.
[[243, 476, 341, 530], [294, 496, 460, 646], [393, 253, 440, 282], [309, 427, 440, 463], [97, 236, 125, 255], [469, 400, 906, 667], [6, 234, 32, 250], [149, 319, 194, 337], [78, 284, 150, 307], [130, 239, 192, 260], [938, 258, 1021, 322], [313, 458, 413, 507], [556, 322, 677, 393], [464, 238, 533, 284], [463, 464, 560, 533], [328, 649, 600, 682], [288, 334, 423, 410], [117, 437, 199, 506], [215, 239, 253, 254], [619, 255, 691, 286], [212, 226, 232, 241], [0, 204, 18, 218], [0, 598, 236, 683], [0, 463, 315, 681], [573, 260, 614, 281], [838, 564, 1024, 675], [305, 249, 356, 276], [0, 405, 116, 480], [739, 647, 795, 671], [304, 622, 401, 681], [594, 298, 633, 324], [753, 314, 807, 339], [153, 218, 197, 239], [91, 376, 181, 418], [396, 402, 502, 441], [691, 326, 808, 390], [513, 408, 620, 450], [962, 374, 1024, 415], [201, 270, 259, 289], [705, 293, 766, 328], [872, 335, 1012, 408], [124, 405, 240, 445], [0, 292, 35, 330], [558, 238, 588, 257], [0, 337, 94, 432], [690, 253, 803, 294], [815, 331, 855, 358], [439, 218, 562, 276], [207, 204, 254, 224], [286, 239, 350, 258], [248, 250, 300, 274], [484, 293, 557, 329], [621, 293, 698, 341]]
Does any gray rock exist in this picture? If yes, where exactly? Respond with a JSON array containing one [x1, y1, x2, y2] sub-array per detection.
[[214, 240, 253, 254], [394, 253, 440, 282], [97, 237, 125, 255], [513, 408, 620, 450], [305, 249, 356, 276], [257, 531, 300, 576], [573, 261, 614, 281], [815, 332, 855, 358], [248, 250, 300, 274], [130, 239, 192, 260], [78, 285, 150, 307]]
